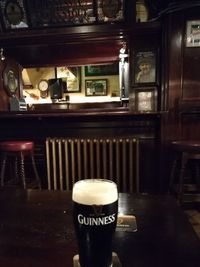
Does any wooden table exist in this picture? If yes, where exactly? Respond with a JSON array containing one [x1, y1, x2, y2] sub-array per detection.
[[0, 189, 200, 267]]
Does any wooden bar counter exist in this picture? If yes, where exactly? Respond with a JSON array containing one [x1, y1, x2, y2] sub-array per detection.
[[0, 109, 162, 193]]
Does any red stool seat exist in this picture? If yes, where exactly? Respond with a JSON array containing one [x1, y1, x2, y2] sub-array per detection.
[[0, 141, 41, 189], [171, 141, 200, 153], [0, 141, 34, 152]]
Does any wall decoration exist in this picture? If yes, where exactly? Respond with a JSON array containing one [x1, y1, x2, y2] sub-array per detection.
[[0, 0, 127, 30], [133, 50, 157, 85], [136, 1, 148, 22], [85, 79, 108, 96], [85, 63, 119, 76], [186, 20, 200, 47], [3, 67, 19, 96], [97, 0, 124, 22], [135, 87, 157, 112], [0, 0, 28, 30], [26, 0, 96, 28], [56, 66, 81, 93]]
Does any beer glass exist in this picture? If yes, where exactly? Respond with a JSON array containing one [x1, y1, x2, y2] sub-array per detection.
[[72, 179, 118, 267]]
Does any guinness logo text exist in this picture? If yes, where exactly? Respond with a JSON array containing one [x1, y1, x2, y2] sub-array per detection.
[[78, 214, 116, 226]]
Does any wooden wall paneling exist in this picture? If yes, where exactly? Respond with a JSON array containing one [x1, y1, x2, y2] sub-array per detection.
[[182, 7, 200, 101], [175, 7, 200, 141], [161, 11, 185, 143], [0, 59, 8, 111], [180, 113, 200, 140], [167, 12, 184, 112], [4, 40, 124, 68], [139, 137, 160, 193], [160, 6, 200, 192], [0, 23, 129, 67], [182, 48, 200, 100], [159, 11, 185, 193]]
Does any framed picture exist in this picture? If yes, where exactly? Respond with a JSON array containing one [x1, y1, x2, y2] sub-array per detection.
[[186, 20, 200, 47], [97, 0, 124, 22], [135, 87, 157, 112], [133, 50, 157, 85], [85, 63, 119, 76], [85, 79, 108, 96], [56, 66, 81, 93], [3, 67, 19, 96], [0, 0, 28, 30]]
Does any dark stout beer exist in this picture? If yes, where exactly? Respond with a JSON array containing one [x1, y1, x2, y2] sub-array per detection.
[[72, 179, 118, 267]]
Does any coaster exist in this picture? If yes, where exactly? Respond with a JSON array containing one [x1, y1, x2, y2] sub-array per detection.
[[116, 214, 137, 232], [73, 252, 122, 267]]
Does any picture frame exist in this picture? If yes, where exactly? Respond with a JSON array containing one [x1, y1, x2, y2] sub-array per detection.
[[186, 20, 200, 47], [3, 67, 19, 96], [135, 87, 157, 112], [85, 79, 108, 96], [133, 50, 157, 85], [56, 66, 81, 93], [97, 0, 124, 22], [0, 0, 29, 30], [85, 63, 119, 76]]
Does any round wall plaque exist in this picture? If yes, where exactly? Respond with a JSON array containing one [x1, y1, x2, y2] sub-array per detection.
[[3, 68, 18, 96], [102, 0, 121, 18], [4, 0, 24, 26]]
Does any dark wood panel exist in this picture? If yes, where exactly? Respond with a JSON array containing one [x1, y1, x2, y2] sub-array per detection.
[[183, 48, 200, 100], [0, 59, 8, 111], [167, 11, 184, 111], [139, 138, 160, 193], [5, 40, 123, 67], [181, 113, 200, 140], [0, 22, 130, 67]]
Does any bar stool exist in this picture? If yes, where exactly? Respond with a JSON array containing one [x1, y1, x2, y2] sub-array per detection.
[[0, 141, 41, 189], [169, 140, 200, 203]]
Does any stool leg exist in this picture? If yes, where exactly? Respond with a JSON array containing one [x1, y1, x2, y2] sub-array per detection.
[[31, 154, 41, 189], [0, 154, 7, 186], [194, 161, 200, 191], [168, 157, 178, 194], [19, 152, 26, 189], [14, 156, 19, 184], [178, 153, 187, 204]]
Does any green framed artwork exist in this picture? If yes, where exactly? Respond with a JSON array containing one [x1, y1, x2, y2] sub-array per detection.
[[85, 63, 119, 76], [85, 79, 108, 96]]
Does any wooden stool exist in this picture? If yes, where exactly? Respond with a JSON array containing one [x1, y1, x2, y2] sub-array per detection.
[[0, 141, 41, 189], [169, 140, 200, 203]]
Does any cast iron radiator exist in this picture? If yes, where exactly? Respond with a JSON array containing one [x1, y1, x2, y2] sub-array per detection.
[[45, 137, 139, 192]]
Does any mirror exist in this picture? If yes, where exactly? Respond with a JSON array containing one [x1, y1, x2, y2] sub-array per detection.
[[22, 63, 121, 104]]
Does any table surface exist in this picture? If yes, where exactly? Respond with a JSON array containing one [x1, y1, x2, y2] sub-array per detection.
[[0, 189, 200, 267]]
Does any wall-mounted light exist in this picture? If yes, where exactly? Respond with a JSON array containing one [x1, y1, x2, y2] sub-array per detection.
[[0, 48, 5, 61], [119, 42, 128, 99], [119, 42, 128, 63]]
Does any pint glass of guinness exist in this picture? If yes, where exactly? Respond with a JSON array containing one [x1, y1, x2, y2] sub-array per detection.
[[72, 179, 118, 267]]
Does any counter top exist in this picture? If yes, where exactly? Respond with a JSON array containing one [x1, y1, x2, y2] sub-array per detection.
[[0, 109, 163, 119]]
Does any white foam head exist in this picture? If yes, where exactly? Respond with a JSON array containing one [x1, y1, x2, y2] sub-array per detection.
[[72, 179, 118, 205]]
